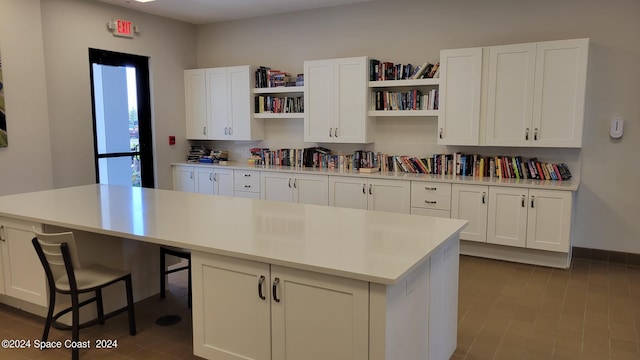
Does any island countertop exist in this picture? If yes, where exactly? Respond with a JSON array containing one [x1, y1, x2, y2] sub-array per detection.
[[0, 184, 466, 285]]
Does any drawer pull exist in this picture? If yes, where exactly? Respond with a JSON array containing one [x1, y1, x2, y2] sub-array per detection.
[[521, 195, 526, 207], [482, 192, 486, 204], [334, 128, 338, 138], [439, 128, 443, 139], [424, 200, 437, 204], [258, 275, 266, 300], [425, 186, 437, 191], [329, 127, 333, 137], [369, 184, 372, 195], [243, 174, 252, 177], [288, 178, 292, 188], [0, 225, 5, 242], [243, 185, 251, 188], [525, 128, 529, 141], [531, 196, 535, 208], [272, 278, 281, 303], [534, 128, 538, 141], [362, 184, 366, 194]]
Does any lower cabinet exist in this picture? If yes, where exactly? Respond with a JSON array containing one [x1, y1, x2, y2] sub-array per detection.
[[261, 172, 329, 206], [451, 184, 572, 253], [192, 252, 369, 360], [173, 165, 196, 193], [329, 177, 410, 214], [196, 168, 235, 196], [410, 182, 452, 218], [234, 170, 261, 198], [0, 218, 47, 306]]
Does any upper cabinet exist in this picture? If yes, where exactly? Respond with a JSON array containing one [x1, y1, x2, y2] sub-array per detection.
[[304, 56, 374, 143], [438, 47, 483, 145], [184, 66, 264, 141], [440, 38, 588, 148]]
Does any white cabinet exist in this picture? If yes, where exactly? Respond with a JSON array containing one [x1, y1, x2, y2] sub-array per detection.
[[185, 66, 263, 141], [329, 177, 410, 214], [487, 187, 572, 252], [410, 182, 451, 218], [438, 47, 483, 145], [209, 66, 264, 140], [451, 184, 488, 243], [261, 172, 328, 206], [485, 39, 588, 147], [173, 165, 196, 193], [234, 170, 261, 199], [185, 69, 209, 140], [304, 57, 373, 143], [196, 167, 234, 196], [192, 252, 369, 360], [0, 218, 47, 306]]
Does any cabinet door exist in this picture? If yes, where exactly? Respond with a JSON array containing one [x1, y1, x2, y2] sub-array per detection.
[[271, 265, 369, 360], [526, 189, 572, 252], [334, 57, 371, 143], [185, 69, 209, 140], [532, 39, 588, 148], [304, 59, 334, 142], [228, 66, 258, 140], [196, 168, 215, 195], [485, 43, 536, 146], [329, 176, 367, 210], [0, 218, 47, 306], [261, 172, 294, 203], [487, 187, 528, 247], [173, 166, 195, 192], [213, 168, 235, 197], [451, 184, 488, 242], [293, 174, 329, 206], [368, 179, 411, 214], [207, 67, 230, 139], [438, 47, 482, 145], [192, 252, 271, 360]]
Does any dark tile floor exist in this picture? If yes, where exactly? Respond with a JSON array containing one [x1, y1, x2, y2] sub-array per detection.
[[1, 256, 639, 359]]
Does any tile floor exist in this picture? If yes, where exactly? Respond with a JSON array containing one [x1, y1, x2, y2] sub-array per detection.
[[1, 256, 639, 359]]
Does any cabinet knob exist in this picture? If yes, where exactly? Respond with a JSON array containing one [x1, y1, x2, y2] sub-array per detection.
[[272, 277, 281, 303], [258, 275, 266, 300]]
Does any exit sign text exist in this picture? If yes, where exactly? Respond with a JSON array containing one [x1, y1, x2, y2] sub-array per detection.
[[114, 19, 134, 38]]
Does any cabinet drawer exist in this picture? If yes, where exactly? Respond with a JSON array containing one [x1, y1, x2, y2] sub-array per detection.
[[411, 194, 451, 210], [411, 182, 451, 197], [411, 208, 451, 218], [234, 191, 261, 199], [234, 170, 260, 192]]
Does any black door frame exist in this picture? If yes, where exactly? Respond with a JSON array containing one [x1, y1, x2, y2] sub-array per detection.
[[88, 48, 155, 188]]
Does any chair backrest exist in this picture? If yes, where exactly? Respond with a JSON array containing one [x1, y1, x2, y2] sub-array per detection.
[[32, 230, 81, 291]]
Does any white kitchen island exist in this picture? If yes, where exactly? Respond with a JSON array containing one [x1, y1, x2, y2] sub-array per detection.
[[0, 184, 466, 360]]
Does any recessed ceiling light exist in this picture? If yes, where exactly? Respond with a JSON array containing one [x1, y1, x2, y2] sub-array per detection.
[[135, 0, 155, 3]]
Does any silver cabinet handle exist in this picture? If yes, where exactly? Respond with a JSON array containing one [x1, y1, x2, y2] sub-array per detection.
[[531, 195, 535, 208], [258, 275, 266, 300], [189, 171, 193, 179], [369, 184, 372, 195], [272, 278, 281, 303], [329, 127, 333, 137], [203, 126, 207, 135], [482, 192, 486, 204], [425, 186, 437, 191], [425, 200, 437, 204], [228, 127, 232, 135], [209, 173, 213, 181], [243, 173, 252, 177], [534, 128, 538, 141], [362, 184, 366, 194], [243, 185, 251, 188], [521, 195, 526, 207], [224, 127, 227, 135], [334, 128, 338, 138], [439, 128, 443, 139], [525, 128, 529, 141], [0, 225, 5, 242], [288, 178, 292, 188], [293, 179, 298, 189]]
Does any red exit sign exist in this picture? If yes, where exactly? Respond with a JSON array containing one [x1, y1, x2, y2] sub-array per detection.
[[110, 19, 135, 38]]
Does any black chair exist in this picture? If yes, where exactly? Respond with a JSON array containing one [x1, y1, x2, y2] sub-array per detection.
[[32, 230, 136, 360], [160, 246, 191, 308]]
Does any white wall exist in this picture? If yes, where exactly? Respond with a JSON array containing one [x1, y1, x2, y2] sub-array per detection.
[[195, 0, 640, 253], [0, 0, 54, 196], [39, 0, 196, 190]]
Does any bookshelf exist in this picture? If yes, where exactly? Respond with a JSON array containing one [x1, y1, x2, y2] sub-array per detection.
[[368, 72, 440, 117], [253, 86, 304, 119]]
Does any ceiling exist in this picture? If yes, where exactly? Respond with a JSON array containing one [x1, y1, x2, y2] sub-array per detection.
[[96, 0, 376, 25]]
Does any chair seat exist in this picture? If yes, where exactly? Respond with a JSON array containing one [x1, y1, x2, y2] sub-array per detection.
[[55, 264, 130, 292]]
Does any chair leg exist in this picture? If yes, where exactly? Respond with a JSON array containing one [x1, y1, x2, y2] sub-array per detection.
[[187, 256, 192, 309], [125, 275, 137, 336], [71, 293, 80, 360], [96, 288, 105, 325], [160, 247, 166, 299], [42, 290, 56, 342]]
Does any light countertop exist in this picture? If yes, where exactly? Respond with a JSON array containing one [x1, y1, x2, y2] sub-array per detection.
[[0, 184, 467, 285]]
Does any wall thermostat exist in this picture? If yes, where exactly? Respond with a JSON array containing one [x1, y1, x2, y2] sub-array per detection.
[[610, 117, 624, 139]]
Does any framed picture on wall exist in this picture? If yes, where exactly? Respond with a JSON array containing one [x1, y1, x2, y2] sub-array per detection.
[[0, 49, 6, 147]]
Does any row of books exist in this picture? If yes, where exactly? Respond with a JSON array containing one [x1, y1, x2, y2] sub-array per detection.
[[369, 60, 440, 81], [371, 89, 438, 111], [254, 95, 303, 114], [255, 66, 300, 88], [187, 145, 211, 162]]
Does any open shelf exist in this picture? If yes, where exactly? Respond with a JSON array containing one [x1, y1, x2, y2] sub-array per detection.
[[253, 86, 304, 94]]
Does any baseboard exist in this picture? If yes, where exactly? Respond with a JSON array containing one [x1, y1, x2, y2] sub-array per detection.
[[572, 247, 640, 267], [460, 240, 571, 269]]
